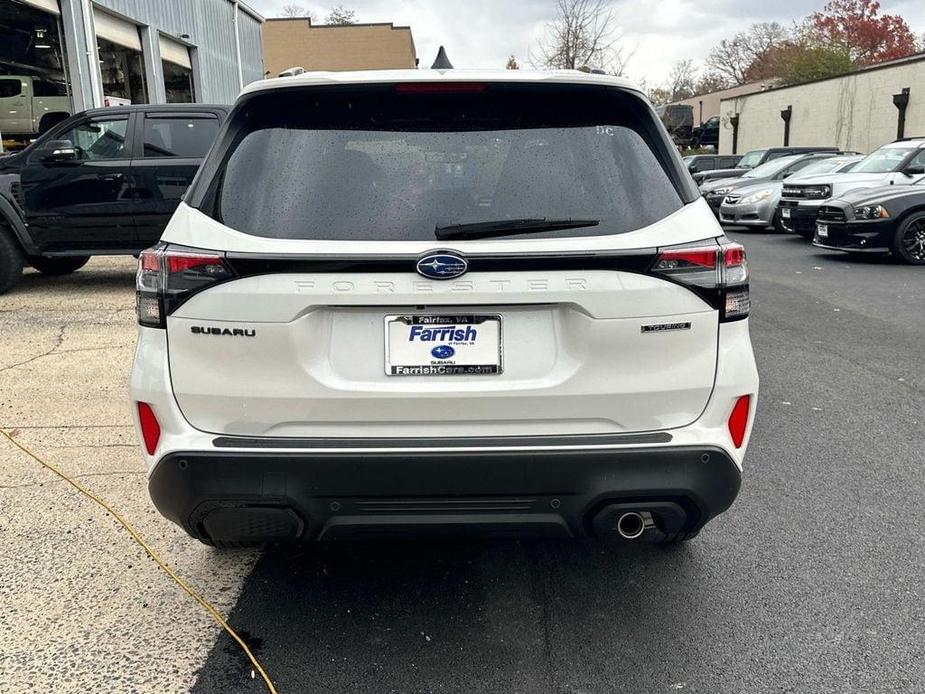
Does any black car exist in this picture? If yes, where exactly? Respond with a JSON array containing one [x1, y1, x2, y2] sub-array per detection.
[[0, 103, 229, 293], [683, 153, 741, 174], [692, 146, 841, 186], [812, 183, 925, 264], [691, 115, 720, 149]]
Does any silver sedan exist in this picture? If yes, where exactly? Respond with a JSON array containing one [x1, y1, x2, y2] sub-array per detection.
[[719, 155, 863, 230]]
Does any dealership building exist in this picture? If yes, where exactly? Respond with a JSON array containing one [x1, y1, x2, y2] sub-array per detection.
[[717, 52, 925, 155], [1, 0, 263, 141]]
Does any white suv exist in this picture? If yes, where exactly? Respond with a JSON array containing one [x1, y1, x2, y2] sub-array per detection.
[[779, 139, 925, 237], [129, 70, 758, 547]]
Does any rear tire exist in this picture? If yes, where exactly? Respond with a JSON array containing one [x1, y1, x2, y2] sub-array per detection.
[[0, 225, 25, 294], [29, 256, 90, 275], [891, 212, 925, 265]]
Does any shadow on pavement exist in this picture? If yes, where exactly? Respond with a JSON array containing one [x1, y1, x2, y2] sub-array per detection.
[[192, 538, 718, 693], [9, 266, 136, 296]]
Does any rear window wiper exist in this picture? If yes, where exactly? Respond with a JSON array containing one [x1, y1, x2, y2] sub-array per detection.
[[434, 217, 600, 240]]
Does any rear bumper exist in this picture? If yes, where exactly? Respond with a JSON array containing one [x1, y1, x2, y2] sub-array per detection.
[[149, 444, 741, 543]]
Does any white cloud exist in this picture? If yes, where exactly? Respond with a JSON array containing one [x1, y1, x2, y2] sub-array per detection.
[[248, 0, 925, 87]]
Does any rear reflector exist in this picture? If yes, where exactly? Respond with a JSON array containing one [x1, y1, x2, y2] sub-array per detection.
[[137, 402, 161, 455], [727, 395, 751, 448]]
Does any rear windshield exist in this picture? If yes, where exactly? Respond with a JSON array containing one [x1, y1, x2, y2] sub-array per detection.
[[194, 83, 689, 241]]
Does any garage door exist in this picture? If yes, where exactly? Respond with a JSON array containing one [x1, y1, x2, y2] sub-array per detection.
[[19, 0, 60, 14], [159, 35, 191, 69], [93, 9, 141, 51]]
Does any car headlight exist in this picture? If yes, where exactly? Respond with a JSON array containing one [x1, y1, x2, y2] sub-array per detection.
[[712, 187, 732, 195], [803, 184, 832, 199], [739, 189, 772, 205], [853, 205, 889, 220]]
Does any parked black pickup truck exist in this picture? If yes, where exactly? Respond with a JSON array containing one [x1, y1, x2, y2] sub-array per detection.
[[0, 103, 228, 293]]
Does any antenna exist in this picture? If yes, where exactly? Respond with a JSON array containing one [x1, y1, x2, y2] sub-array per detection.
[[431, 46, 454, 69]]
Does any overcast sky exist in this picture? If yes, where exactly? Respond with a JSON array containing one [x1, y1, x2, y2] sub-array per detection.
[[247, 0, 925, 87]]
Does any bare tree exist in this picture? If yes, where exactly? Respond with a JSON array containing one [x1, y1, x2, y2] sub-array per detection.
[[706, 22, 790, 84], [326, 6, 357, 25], [666, 59, 697, 101], [281, 4, 309, 17], [531, 0, 634, 75]]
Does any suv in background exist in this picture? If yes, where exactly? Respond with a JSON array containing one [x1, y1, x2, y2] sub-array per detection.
[[779, 139, 925, 238], [692, 146, 841, 186], [0, 104, 228, 293], [0, 75, 71, 137], [683, 153, 741, 174], [656, 103, 694, 146], [130, 70, 758, 548]]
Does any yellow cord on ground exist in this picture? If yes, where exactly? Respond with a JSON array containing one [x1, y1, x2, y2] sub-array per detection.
[[0, 427, 278, 694]]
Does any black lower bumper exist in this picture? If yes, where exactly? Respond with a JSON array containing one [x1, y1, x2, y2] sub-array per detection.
[[780, 205, 819, 237], [812, 220, 893, 252], [149, 445, 742, 544]]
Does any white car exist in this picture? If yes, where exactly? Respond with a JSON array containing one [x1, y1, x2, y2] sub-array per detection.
[[779, 139, 925, 238], [129, 69, 759, 547]]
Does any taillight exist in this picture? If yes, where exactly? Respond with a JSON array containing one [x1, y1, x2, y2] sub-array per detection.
[[727, 395, 751, 448], [137, 402, 161, 455], [650, 240, 749, 321], [136, 244, 234, 328]]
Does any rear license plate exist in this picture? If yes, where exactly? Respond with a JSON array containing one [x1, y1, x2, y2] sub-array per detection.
[[385, 315, 502, 376], [816, 223, 828, 238], [781, 207, 791, 219]]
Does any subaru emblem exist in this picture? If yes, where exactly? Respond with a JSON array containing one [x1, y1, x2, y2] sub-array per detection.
[[431, 345, 455, 360], [416, 252, 468, 280]]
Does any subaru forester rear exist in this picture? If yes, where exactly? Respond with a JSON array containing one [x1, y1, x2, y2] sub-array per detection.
[[130, 70, 758, 547]]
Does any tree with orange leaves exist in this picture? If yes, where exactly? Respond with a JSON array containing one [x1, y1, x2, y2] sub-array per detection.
[[805, 0, 919, 66]]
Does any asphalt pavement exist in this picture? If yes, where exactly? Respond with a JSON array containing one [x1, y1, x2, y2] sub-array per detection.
[[192, 232, 925, 693], [2, 232, 923, 693]]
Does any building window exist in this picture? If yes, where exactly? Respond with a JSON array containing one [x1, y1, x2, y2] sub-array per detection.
[[97, 37, 147, 105], [162, 61, 193, 103]]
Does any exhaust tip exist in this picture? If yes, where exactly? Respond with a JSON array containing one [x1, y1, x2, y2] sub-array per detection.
[[616, 512, 645, 540]]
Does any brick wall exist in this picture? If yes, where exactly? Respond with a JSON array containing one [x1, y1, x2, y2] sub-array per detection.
[[262, 18, 416, 75]]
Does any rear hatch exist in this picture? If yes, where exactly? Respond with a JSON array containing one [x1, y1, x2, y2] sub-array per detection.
[[147, 79, 746, 439]]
